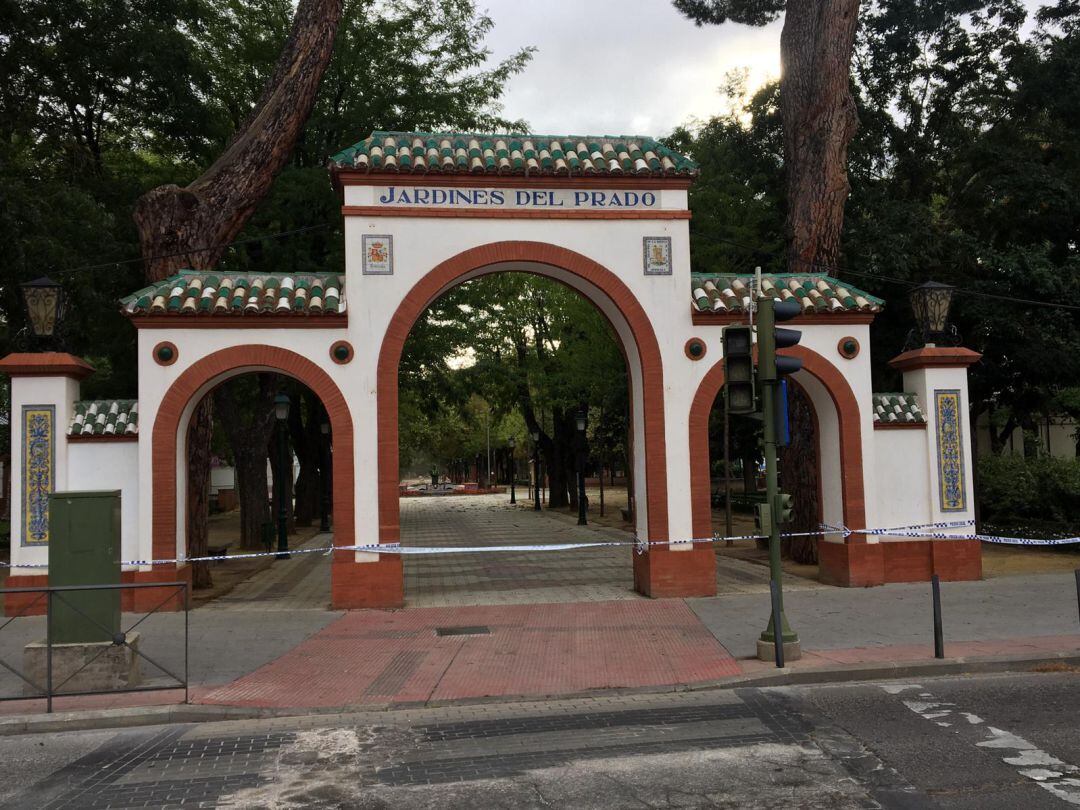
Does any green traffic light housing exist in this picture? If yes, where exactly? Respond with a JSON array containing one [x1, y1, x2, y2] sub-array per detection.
[[722, 325, 757, 414], [774, 492, 794, 525]]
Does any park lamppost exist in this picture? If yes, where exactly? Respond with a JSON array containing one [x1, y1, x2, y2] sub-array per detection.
[[19, 276, 66, 349], [508, 436, 517, 504], [531, 429, 541, 511], [274, 393, 291, 559], [909, 280, 956, 346], [575, 408, 588, 526], [319, 420, 331, 533]]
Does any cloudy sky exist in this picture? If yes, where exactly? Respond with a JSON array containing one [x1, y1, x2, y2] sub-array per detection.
[[478, 0, 1044, 138]]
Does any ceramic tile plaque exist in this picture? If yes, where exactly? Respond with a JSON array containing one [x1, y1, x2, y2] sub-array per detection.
[[643, 236, 672, 276], [934, 389, 967, 512], [22, 405, 54, 545], [362, 234, 394, 275]]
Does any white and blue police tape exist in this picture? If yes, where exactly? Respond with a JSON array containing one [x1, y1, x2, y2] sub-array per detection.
[[1, 520, 1075, 569]]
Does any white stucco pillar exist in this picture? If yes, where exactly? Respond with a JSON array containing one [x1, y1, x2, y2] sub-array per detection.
[[0, 352, 93, 569]]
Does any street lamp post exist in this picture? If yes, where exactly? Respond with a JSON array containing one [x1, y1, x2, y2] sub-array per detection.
[[274, 393, 291, 559], [909, 280, 957, 346], [19, 276, 66, 350], [508, 436, 517, 504], [575, 408, 587, 526], [531, 429, 541, 511], [319, 421, 331, 533]]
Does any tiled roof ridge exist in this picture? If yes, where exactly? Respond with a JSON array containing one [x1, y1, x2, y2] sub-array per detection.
[[872, 392, 926, 424], [691, 273, 884, 315], [68, 399, 139, 437], [121, 271, 346, 318], [330, 131, 698, 177]]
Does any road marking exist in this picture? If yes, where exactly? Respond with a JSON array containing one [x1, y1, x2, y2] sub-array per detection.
[[881, 684, 1080, 805]]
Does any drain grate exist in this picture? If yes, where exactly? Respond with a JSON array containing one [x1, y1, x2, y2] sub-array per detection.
[[435, 625, 491, 637]]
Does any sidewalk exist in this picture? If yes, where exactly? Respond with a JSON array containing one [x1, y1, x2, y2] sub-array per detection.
[[0, 571, 1077, 726]]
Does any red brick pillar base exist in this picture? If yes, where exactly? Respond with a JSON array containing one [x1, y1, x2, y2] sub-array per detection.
[[633, 544, 717, 598], [819, 539, 982, 586], [331, 553, 404, 609], [4, 566, 191, 616]]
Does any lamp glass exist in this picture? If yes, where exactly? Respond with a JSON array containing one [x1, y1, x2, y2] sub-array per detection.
[[20, 277, 64, 338], [909, 281, 955, 342], [575, 411, 587, 432], [274, 393, 290, 421]]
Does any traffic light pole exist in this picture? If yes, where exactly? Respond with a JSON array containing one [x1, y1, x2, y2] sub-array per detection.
[[756, 297, 800, 662]]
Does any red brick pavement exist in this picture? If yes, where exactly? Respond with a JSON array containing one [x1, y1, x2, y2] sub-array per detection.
[[198, 600, 741, 708]]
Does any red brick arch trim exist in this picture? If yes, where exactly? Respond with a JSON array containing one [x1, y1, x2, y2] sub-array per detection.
[[688, 344, 866, 541], [377, 240, 669, 543], [152, 345, 354, 563]]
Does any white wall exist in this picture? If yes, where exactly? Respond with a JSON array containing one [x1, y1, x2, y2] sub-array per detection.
[[68, 441, 140, 565], [872, 429, 931, 531]]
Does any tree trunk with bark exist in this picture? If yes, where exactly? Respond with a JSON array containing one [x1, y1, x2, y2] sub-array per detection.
[[186, 398, 214, 588], [214, 375, 279, 549], [780, 0, 862, 272], [290, 391, 323, 526], [132, 0, 342, 566]]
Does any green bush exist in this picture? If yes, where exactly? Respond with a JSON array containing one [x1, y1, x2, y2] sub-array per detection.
[[978, 455, 1080, 529]]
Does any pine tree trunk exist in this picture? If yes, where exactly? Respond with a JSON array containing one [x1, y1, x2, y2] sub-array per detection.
[[779, 384, 821, 564], [187, 399, 214, 588], [780, 0, 862, 271], [290, 392, 321, 526], [234, 448, 272, 550], [131, 0, 342, 567]]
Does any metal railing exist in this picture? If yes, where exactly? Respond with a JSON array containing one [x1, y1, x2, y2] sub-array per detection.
[[0, 581, 188, 713]]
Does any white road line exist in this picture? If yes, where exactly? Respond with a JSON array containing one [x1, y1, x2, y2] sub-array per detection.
[[881, 684, 1080, 805]]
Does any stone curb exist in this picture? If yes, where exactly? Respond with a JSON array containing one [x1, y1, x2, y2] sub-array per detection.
[[1, 650, 1076, 737]]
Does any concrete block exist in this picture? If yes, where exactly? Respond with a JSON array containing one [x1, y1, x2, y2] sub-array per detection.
[[23, 632, 142, 695]]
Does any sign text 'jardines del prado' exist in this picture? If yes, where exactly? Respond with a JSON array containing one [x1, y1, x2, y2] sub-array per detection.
[[373, 186, 659, 210]]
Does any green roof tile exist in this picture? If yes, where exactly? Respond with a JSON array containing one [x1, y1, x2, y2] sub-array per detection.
[[872, 393, 926, 424], [690, 273, 885, 315], [69, 400, 139, 437], [329, 132, 698, 178], [121, 271, 346, 318]]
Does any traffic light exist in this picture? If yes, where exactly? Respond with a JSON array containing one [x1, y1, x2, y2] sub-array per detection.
[[774, 492, 794, 525], [722, 325, 756, 414], [757, 298, 803, 381], [755, 502, 772, 536]]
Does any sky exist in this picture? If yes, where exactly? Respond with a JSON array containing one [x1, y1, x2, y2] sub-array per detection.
[[478, 0, 1046, 138]]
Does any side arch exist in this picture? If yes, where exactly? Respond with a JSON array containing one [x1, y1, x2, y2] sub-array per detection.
[[688, 344, 866, 541], [376, 240, 670, 547], [151, 345, 355, 564]]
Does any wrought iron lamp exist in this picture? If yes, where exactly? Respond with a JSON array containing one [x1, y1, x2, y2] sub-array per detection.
[[19, 276, 66, 349], [909, 281, 957, 347], [575, 408, 588, 526], [508, 435, 517, 505], [274, 393, 291, 559]]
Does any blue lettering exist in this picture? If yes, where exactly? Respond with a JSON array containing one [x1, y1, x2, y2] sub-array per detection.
[[515, 191, 530, 206], [415, 188, 430, 204], [378, 187, 396, 204], [642, 192, 656, 206], [573, 191, 589, 207], [491, 190, 505, 204], [623, 192, 639, 206], [591, 192, 605, 207], [476, 190, 489, 205], [398, 188, 413, 204], [432, 189, 447, 205]]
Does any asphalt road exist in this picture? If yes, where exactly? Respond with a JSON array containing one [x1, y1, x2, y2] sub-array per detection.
[[1, 671, 1077, 809]]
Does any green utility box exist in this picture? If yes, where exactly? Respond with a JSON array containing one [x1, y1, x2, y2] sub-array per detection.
[[48, 491, 122, 644]]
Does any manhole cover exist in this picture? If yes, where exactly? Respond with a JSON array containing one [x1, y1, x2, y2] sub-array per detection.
[[435, 625, 491, 637]]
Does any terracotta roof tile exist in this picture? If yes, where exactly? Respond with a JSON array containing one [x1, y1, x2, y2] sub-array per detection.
[[330, 132, 698, 178], [691, 274, 884, 315], [121, 271, 345, 318]]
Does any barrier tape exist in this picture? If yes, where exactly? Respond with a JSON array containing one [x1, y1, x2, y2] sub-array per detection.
[[1, 519, 1074, 570]]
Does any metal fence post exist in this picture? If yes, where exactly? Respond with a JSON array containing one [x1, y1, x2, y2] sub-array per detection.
[[770, 579, 785, 669], [932, 574, 944, 659], [46, 590, 53, 714], [184, 583, 190, 705]]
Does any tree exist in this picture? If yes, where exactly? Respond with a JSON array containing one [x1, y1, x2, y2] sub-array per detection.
[[674, 0, 862, 270]]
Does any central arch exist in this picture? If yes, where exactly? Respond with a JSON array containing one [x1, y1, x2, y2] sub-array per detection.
[[376, 240, 673, 593]]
